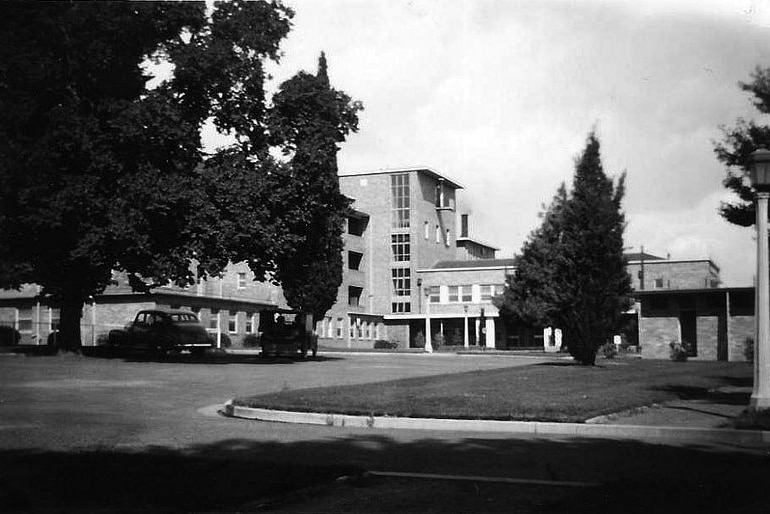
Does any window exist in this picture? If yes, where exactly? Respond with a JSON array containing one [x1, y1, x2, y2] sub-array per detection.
[[435, 225, 440, 243], [49, 308, 60, 331], [348, 251, 363, 270], [391, 301, 411, 313], [481, 284, 503, 301], [364, 322, 371, 339], [445, 228, 451, 247], [448, 285, 459, 302], [348, 216, 366, 236], [237, 272, 247, 289], [228, 313, 237, 333], [654, 278, 664, 289], [325, 317, 333, 338], [391, 173, 410, 229], [348, 286, 363, 307], [209, 310, 219, 330], [17, 308, 32, 333], [245, 314, 254, 334], [336, 318, 343, 338], [428, 286, 440, 303], [424, 221, 429, 239], [391, 234, 410, 262], [461, 285, 472, 302], [349, 317, 356, 338], [391, 267, 411, 296]]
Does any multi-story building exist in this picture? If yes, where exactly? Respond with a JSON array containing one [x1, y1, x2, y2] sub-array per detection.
[[626, 251, 721, 291], [318, 167, 511, 350]]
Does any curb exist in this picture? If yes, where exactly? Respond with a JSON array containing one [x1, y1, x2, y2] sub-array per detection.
[[222, 402, 770, 444]]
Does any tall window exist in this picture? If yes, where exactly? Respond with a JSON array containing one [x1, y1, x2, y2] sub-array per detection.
[[391, 234, 410, 262], [391, 267, 411, 313], [435, 225, 440, 243], [428, 286, 440, 303], [424, 221, 429, 239], [448, 286, 459, 302], [445, 228, 451, 247], [228, 313, 237, 333], [237, 272, 247, 289], [391, 173, 410, 229], [461, 285, 472, 302]]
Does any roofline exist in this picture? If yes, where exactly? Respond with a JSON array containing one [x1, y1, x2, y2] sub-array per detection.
[[339, 166, 464, 190], [627, 258, 720, 273], [417, 265, 516, 273], [631, 286, 753, 296], [456, 236, 500, 251]]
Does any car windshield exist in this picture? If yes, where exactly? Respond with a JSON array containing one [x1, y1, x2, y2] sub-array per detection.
[[168, 313, 198, 322]]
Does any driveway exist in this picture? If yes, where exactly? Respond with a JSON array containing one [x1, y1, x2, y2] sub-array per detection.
[[1, 352, 768, 513]]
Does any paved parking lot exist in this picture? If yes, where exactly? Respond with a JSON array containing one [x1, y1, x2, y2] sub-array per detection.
[[1, 351, 768, 513]]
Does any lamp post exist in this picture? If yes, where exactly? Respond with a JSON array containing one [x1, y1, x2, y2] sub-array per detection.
[[748, 148, 770, 410]]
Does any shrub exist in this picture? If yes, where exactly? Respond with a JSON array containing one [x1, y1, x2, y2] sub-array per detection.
[[447, 328, 463, 346], [433, 333, 445, 348], [744, 337, 754, 363], [242, 334, 260, 348], [0, 325, 20, 346], [601, 341, 617, 359], [413, 332, 425, 348], [669, 340, 689, 362], [374, 339, 398, 349]]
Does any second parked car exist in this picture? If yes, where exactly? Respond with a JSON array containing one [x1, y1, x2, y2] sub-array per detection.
[[108, 309, 213, 356]]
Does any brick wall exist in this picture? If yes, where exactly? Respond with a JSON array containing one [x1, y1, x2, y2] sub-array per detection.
[[728, 315, 753, 362], [627, 260, 720, 290], [639, 316, 679, 359], [694, 316, 718, 361]]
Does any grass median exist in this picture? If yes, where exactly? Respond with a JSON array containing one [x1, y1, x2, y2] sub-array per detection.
[[232, 359, 752, 423]]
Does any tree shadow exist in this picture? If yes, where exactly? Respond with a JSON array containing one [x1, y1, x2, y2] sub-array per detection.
[[80, 347, 344, 365], [1, 433, 768, 513], [652, 385, 751, 406]]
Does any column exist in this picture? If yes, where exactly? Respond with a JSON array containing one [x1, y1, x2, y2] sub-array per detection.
[[752, 191, 770, 408]]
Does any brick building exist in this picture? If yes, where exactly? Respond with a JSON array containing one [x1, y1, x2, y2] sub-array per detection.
[[317, 167, 511, 350], [625, 252, 753, 361]]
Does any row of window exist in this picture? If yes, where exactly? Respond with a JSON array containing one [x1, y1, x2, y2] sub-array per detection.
[[317, 316, 384, 340], [426, 284, 504, 304], [5, 307, 59, 333]]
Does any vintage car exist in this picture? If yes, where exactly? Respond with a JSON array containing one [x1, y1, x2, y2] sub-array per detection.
[[259, 309, 318, 358], [108, 309, 212, 356]]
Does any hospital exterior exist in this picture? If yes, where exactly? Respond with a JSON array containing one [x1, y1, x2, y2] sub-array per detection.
[[0, 165, 758, 361]]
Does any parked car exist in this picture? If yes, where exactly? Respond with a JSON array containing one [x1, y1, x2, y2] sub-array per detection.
[[108, 309, 212, 356], [259, 309, 318, 358]]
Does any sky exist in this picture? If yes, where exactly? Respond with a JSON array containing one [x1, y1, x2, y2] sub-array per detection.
[[240, 0, 770, 286]]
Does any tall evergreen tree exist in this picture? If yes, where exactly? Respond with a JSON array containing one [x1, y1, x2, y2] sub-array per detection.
[[553, 132, 631, 365], [268, 53, 362, 321], [715, 67, 770, 227], [497, 132, 631, 365]]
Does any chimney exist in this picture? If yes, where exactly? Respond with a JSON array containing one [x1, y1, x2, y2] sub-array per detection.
[[461, 214, 469, 238]]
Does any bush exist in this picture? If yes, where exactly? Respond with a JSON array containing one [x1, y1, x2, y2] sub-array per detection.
[[447, 328, 463, 346], [433, 333, 445, 348], [669, 340, 689, 362], [744, 337, 754, 363], [374, 339, 398, 349], [0, 325, 20, 346], [601, 342, 617, 359], [413, 332, 425, 348], [242, 334, 260, 348]]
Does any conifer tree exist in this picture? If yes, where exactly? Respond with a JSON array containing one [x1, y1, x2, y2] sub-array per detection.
[[498, 132, 631, 365], [554, 132, 631, 364], [268, 53, 362, 321], [715, 67, 770, 227]]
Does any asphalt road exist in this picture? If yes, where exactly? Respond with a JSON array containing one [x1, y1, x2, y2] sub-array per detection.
[[1, 351, 768, 513]]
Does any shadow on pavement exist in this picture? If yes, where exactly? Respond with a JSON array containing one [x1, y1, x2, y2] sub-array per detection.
[[653, 384, 751, 405], [2, 434, 768, 513]]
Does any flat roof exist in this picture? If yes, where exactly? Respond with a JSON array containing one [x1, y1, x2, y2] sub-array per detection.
[[339, 166, 464, 190], [418, 258, 516, 273], [626, 258, 720, 273]]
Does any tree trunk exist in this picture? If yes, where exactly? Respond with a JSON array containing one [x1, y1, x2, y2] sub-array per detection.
[[56, 295, 84, 353]]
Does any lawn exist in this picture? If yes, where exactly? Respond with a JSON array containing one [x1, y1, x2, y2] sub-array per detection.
[[232, 359, 753, 423]]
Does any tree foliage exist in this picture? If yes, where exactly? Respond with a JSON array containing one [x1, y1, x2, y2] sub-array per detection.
[[0, 1, 359, 350], [497, 132, 631, 365], [715, 67, 770, 227], [268, 53, 362, 320]]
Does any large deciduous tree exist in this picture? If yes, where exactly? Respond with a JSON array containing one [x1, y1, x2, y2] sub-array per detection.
[[715, 67, 770, 227], [0, 1, 359, 351], [497, 132, 631, 365]]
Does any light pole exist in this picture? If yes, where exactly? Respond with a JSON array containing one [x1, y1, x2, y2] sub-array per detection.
[[748, 148, 770, 410]]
